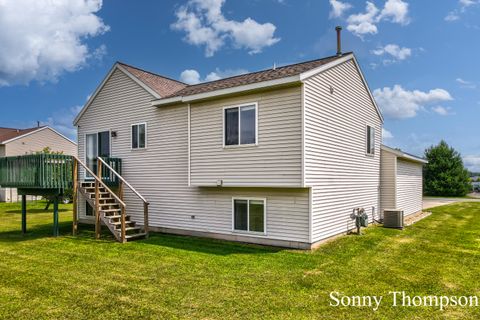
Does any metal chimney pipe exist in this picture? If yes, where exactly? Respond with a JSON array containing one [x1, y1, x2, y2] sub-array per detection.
[[335, 26, 342, 56]]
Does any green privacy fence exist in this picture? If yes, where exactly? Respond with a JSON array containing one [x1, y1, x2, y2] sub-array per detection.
[[0, 154, 121, 189]]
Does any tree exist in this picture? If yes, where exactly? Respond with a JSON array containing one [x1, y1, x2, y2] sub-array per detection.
[[423, 140, 471, 196]]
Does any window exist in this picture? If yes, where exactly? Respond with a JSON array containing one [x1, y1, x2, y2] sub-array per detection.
[[131, 123, 146, 149], [367, 125, 375, 155], [224, 104, 257, 146], [233, 198, 265, 233]]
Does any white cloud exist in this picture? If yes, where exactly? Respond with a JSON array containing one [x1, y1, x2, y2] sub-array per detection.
[[44, 105, 83, 140], [445, 0, 479, 21], [329, 0, 352, 18], [445, 11, 460, 21], [373, 85, 453, 119], [460, 0, 478, 7], [456, 77, 476, 89], [431, 105, 453, 116], [382, 128, 393, 140], [346, 2, 380, 36], [0, 0, 109, 86], [180, 68, 248, 84], [171, 0, 280, 57], [372, 44, 412, 61], [378, 0, 410, 25], [346, 0, 410, 37], [464, 155, 480, 172], [180, 69, 202, 84]]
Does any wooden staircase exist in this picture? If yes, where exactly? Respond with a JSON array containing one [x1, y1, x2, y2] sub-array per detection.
[[79, 182, 146, 242], [72, 156, 149, 243]]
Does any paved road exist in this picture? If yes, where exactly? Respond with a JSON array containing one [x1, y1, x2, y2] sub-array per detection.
[[423, 195, 480, 210]]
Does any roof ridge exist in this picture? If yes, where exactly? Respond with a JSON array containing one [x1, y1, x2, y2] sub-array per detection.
[[181, 52, 353, 89], [0, 125, 45, 131], [117, 61, 187, 85]]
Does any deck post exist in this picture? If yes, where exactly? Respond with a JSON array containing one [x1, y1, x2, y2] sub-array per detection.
[[53, 196, 59, 237], [21, 195, 27, 234], [95, 158, 102, 239], [72, 158, 78, 236], [143, 202, 149, 238]]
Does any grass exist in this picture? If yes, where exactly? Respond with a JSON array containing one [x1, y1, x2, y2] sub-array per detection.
[[1, 201, 480, 319]]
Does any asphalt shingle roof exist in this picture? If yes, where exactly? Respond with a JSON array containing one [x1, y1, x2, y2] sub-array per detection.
[[118, 53, 350, 100], [165, 53, 348, 98], [0, 126, 44, 144], [118, 62, 187, 97]]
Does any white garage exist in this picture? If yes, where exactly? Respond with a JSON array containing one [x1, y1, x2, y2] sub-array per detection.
[[380, 145, 428, 217]]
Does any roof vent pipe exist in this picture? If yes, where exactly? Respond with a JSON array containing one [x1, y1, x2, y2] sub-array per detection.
[[335, 26, 342, 56]]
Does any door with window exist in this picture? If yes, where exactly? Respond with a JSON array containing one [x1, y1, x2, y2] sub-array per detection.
[[85, 131, 110, 178]]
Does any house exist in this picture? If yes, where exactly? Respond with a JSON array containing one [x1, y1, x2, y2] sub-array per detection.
[[380, 145, 427, 217], [72, 45, 393, 248], [0, 126, 77, 202]]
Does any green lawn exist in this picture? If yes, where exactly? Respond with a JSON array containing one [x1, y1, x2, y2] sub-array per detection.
[[0, 201, 479, 319]]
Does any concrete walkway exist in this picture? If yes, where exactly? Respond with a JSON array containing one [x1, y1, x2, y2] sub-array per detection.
[[423, 195, 480, 210]]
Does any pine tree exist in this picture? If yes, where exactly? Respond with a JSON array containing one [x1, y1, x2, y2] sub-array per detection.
[[424, 140, 471, 196]]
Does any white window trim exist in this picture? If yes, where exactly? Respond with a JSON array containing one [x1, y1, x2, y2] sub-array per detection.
[[222, 102, 258, 148], [131, 122, 147, 150], [231, 197, 267, 235], [366, 124, 375, 156]]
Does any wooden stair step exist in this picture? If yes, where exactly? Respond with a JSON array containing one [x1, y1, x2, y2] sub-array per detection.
[[117, 226, 142, 232], [124, 233, 147, 240], [104, 215, 130, 220], [101, 208, 121, 212], [110, 221, 135, 226]]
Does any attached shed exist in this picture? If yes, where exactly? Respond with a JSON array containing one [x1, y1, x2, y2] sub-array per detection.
[[380, 145, 428, 217]]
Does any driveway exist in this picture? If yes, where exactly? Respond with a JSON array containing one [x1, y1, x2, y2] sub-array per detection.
[[423, 195, 480, 209]]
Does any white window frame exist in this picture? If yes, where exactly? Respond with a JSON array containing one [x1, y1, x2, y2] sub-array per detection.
[[84, 129, 112, 179], [223, 102, 258, 147], [231, 197, 267, 235], [131, 122, 147, 150], [366, 124, 375, 156]]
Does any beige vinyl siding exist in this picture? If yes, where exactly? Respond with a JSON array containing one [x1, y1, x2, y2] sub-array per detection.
[[190, 86, 303, 187], [77, 69, 310, 243], [4, 127, 77, 156], [380, 149, 397, 215], [303, 59, 382, 242], [396, 159, 423, 216]]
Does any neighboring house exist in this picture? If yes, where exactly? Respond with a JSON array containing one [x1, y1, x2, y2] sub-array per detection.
[[73, 51, 390, 249], [0, 126, 77, 202], [380, 145, 427, 217]]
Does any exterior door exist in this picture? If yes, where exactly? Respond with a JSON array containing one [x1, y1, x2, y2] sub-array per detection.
[[85, 131, 110, 178]]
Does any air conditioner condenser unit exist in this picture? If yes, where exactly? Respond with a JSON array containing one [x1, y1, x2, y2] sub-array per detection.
[[383, 209, 404, 229]]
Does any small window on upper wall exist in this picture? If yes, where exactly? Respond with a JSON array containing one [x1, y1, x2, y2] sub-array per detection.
[[132, 123, 146, 149], [366, 125, 375, 155], [224, 104, 257, 146]]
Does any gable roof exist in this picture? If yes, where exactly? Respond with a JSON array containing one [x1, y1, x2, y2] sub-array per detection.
[[0, 126, 45, 144], [117, 62, 187, 97], [0, 126, 77, 146], [165, 53, 347, 98], [381, 145, 428, 164], [73, 62, 187, 125], [74, 52, 384, 125]]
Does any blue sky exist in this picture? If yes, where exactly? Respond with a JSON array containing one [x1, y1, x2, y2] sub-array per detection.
[[0, 0, 479, 170]]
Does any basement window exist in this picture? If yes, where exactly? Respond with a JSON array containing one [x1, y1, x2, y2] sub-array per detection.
[[224, 103, 257, 146], [131, 123, 147, 149], [233, 198, 266, 234], [366, 125, 375, 155]]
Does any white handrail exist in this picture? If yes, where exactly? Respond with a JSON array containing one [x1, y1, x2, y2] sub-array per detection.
[[98, 157, 149, 205]]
